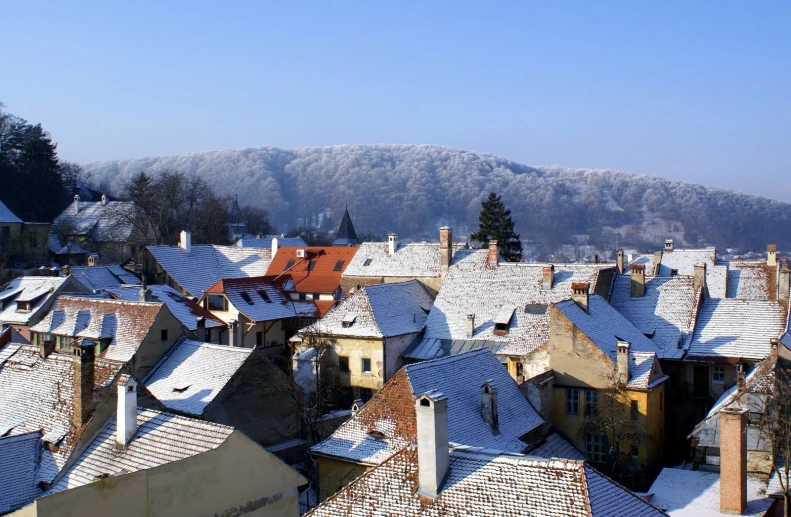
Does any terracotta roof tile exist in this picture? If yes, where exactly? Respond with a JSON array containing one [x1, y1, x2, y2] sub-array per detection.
[[266, 247, 357, 294]]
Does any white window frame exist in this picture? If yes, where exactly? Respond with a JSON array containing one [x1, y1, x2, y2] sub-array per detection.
[[712, 365, 725, 384]]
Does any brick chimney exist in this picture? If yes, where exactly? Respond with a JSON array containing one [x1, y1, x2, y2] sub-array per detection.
[[542, 265, 554, 291], [617, 341, 630, 386], [720, 407, 748, 514], [439, 227, 452, 278], [480, 381, 498, 433], [630, 264, 646, 297], [616, 249, 624, 275], [779, 267, 790, 303], [571, 282, 590, 313], [693, 262, 708, 298], [72, 340, 96, 428], [466, 314, 475, 338], [180, 230, 191, 253], [653, 251, 663, 275], [39, 339, 55, 359], [116, 376, 138, 449], [664, 239, 674, 252], [488, 240, 499, 267], [767, 244, 777, 266], [415, 391, 449, 499], [388, 233, 398, 256], [73, 195, 80, 214]]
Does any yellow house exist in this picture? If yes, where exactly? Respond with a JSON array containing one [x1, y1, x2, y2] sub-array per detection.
[[546, 283, 667, 471], [0, 199, 50, 264]]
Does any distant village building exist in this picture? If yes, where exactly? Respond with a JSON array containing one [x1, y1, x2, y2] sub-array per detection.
[[67, 264, 140, 291], [0, 199, 50, 265], [235, 235, 308, 250]]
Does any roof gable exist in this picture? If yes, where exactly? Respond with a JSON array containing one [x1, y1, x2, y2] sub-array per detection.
[[0, 277, 68, 326], [0, 200, 23, 224]]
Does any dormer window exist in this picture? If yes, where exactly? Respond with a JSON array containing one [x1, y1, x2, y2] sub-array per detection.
[[16, 301, 31, 312], [363, 258, 373, 266], [367, 430, 385, 440], [342, 313, 356, 328], [257, 290, 271, 303], [240, 291, 253, 305], [493, 307, 516, 336], [494, 322, 509, 335], [206, 295, 227, 311]]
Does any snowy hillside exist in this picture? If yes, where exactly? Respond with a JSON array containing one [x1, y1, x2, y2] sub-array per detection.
[[83, 145, 791, 255]]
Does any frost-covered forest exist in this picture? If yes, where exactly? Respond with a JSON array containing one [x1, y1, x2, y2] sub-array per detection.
[[83, 144, 791, 253]]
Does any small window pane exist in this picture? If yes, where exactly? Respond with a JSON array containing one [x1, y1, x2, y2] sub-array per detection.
[[361, 358, 371, 373], [565, 388, 579, 415], [586, 434, 608, 463], [333, 260, 345, 271], [363, 258, 373, 266], [207, 295, 226, 311], [306, 259, 317, 271], [284, 260, 295, 271], [585, 390, 599, 416]]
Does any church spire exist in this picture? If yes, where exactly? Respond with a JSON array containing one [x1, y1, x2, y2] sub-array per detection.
[[333, 205, 359, 246]]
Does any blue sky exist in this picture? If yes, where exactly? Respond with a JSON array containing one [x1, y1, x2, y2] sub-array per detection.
[[2, 1, 789, 200]]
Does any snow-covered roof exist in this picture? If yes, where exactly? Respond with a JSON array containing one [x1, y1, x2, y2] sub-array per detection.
[[0, 200, 23, 224], [402, 337, 508, 362], [687, 299, 787, 361], [143, 338, 251, 416], [343, 241, 466, 278], [235, 235, 308, 248], [47, 408, 234, 495], [106, 284, 224, 331], [527, 432, 586, 461], [307, 446, 666, 517], [608, 275, 700, 360], [50, 199, 136, 246], [426, 249, 613, 357], [69, 265, 139, 290], [648, 468, 773, 516], [145, 244, 272, 298], [629, 248, 728, 298], [204, 276, 315, 322], [306, 280, 433, 338], [0, 276, 69, 326], [727, 261, 778, 300], [30, 296, 164, 363], [311, 349, 544, 465], [0, 431, 43, 514]]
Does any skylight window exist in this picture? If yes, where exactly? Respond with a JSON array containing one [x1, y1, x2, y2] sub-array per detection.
[[333, 260, 345, 271], [363, 258, 373, 266], [284, 260, 295, 271], [240, 291, 253, 305], [257, 290, 272, 303], [172, 385, 190, 393], [306, 259, 317, 271]]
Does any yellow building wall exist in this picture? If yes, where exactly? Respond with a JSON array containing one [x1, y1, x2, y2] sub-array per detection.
[[331, 337, 385, 391], [316, 455, 371, 502]]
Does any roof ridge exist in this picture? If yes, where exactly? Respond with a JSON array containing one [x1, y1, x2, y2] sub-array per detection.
[[58, 295, 164, 308], [404, 347, 490, 375]]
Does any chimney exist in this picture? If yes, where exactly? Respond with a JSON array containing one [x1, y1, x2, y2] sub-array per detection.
[[767, 244, 777, 266], [541, 265, 554, 291], [196, 316, 206, 342], [271, 237, 279, 258], [139, 287, 152, 302], [693, 262, 708, 298], [439, 227, 452, 278], [653, 251, 663, 275], [770, 338, 780, 357], [487, 240, 499, 267], [72, 340, 96, 428], [593, 254, 599, 264], [617, 341, 630, 386], [616, 249, 624, 274], [415, 391, 449, 499], [736, 369, 746, 393], [39, 339, 55, 359], [664, 239, 674, 252], [230, 320, 244, 347], [779, 267, 790, 303], [630, 264, 646, 297], [388, 233, 398, 256], [720, 407, 748, 514], [466, 314, 475, 338], [480, 381, 498, 432], [61, 264, 71, 277], [101, 194, 108, 206], [180, 230, 191, 253], [73, 194, 80, 214], [571, 282, 590, 313], [116, 376, 138, 449]]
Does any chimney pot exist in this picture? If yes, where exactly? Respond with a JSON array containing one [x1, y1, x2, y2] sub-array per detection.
[[101, 194, 108, 206], [72, 340, 96, 428], [719, 407, 748, 514], [480, 381, 499, 432], [180, 230, 191, 253], [487, 240, 499, 267], [616, 341, 630, 386], [439, 227, 452, 278], [770, 338, 780, 356], [664, 239, 674, 252], [616, 249, 624, 274], [116, 377, 138, 449], [415, 391, 449, 499], [388, 233, 398, 256], [541, 265, 555, 291], [630, 264, 646, 297], [767, 244, 777, 266], [571, 282, 590, 313], [466, 314, 475, 338]]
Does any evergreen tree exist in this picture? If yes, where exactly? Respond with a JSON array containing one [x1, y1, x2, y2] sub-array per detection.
[[470, 192, 523, 262]]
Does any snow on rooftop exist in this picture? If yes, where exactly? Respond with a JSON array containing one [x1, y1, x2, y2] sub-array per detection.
[[69, 265, 139, 290], [106, 284, 224, 331], [629, 248, 728, 298], [527, 432, 586, 461], [50, 200, 136, 249], [0, 432, 43, 513], [0, 276, 67, 326], [343, 241, 466, 278], [727, 261, 777, 300], [0, 200, 23, 224], [235, 235, 307, 248]]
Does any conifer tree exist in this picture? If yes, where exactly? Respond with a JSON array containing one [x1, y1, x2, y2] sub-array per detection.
[[470, 192, 523, 262]]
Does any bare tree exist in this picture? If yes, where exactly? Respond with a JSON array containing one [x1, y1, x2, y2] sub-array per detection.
[[759, 356, 791, 517], [51, 219, 81, 266]]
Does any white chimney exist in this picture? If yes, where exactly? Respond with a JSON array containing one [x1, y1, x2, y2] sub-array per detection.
[[664, 239, 674, 252], [415, 391, 449, 499], [180, 230, 191, 253], [617, 341, 630, 386], [116, 376, 138, 449], [388, 233, 398, 256], [139, 287, 152, 302], [74, 194, 80, 214], [101, 194, 108, 206], [768, 244, 777, 267], [481, 381, 498, 432], [271, 237, 279, 258], [466, 314, 475, 338]]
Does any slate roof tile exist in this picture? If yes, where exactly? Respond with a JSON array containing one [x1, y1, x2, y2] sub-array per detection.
[[0, 277, 69, 326], [0, 432, 43, 514], [50, 200, 137, 251], [69, 265, 140, 290]]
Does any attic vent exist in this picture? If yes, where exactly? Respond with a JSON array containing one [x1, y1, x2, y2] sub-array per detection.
[[284, 260, 295, 271], [257, 290, 272, 303], [670, 269, 678, 276], [333, 260, 345, 271], [172, 385, 190, 393], [342, 314, 356, 328], [240, 291, 253, 305], [363, 258, 373, 266], [367, 430, 385, 439], [524, 303, 547, 315]]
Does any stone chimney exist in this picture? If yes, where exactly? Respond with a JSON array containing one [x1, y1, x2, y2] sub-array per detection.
[[139, 287, 152, 302], [770, 338, 780, 357], [542, 265, 554, 291], [480, 381, 498, 433], [487, 240, 499, 267], [653, 251, 663, 275], [720, 407, 748, 515], [571, 282, 590, 313], [630, 264, 646, 297], [271, 237, 279, 258], [466, 314, 475, 338], [73, 340, 96, 428], [439, 227, 452, 278], [116, 376, 138, 449], [388, 233, 398, 256], [617, 341, 630, 386], [196, 316, 206, 342], [616, 249, 624, 274], [693, 262, 708, 298], [101, 194, 108, 206], [767, 244, 777, 266], [415, 391, 449, 499], [39, 339, 55, 359], [779, 267, 790, 303], [73, 194, 80, 214], [664, 239, 674, 252], [180, 230, 191, 253]]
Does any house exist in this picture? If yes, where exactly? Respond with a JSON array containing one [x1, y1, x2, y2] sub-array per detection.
[[0, 276, 90, 341], [331, 206, 359, 247], [310, 349, 545, 500], [50, 195, 147, 265], [138, 231, 272, 298], [727, 250, 784, 300], [307, 390, 665, 517], [28, 296, 184, 380], [265, 245, 358, 315], [416, 242, 615, 380], [298, 280, 434, 402], [340, 227, 466, 295], [9, 375, 307, 517], [140, 338, 301, 446], [235, 235, 308, 250], [0, 200, 50, 265], [67, 265, 140, 291]]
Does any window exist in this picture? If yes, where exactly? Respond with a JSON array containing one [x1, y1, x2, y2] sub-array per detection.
[[257, 290, 271, 303], [565, 388, 580, 415], [284, 260, 295, 271], [361, 357, 372, 373], [493, 322, 509, 336], [363, 258, 373, 266], [161, 329, 168, 341], [29, 232, 37, 248], [305, 259, 317, 271], [256, 331, 262, 346], [585, 434, 608, 463], [515, 361, 524, 380], [206, 295, 226, 311], [338, 356, 350, 372], [1, 226, 9, 239], [240, 291, 253, 305], [584, 390, 599, 416], [713, 365, 725, 383], [631, 400, 639, 421], [333, 260, 345, 271], [298, 293, 307, 301]]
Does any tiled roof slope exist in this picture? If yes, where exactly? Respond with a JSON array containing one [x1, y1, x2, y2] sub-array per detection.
[[308, 281, 433, 338], [608, 275, 699, 359], [554, 296, 667, 390], [69, 265, 140, 290], [106, 284, 225, 331], [727, 261, 777, 300], [0, 200, 23, 223], [426, 249, 612, 357], [307, 447, 667, 517], [205, 276, 317, 322], [0, 276, 68, 325], [0, 432, 43, 514], [47, 408, 233, 494], [630, 248, 728, 298], [687, 299, 787, 360], [50, 200, 136, 246], [146, 244, 272, 297], [144, 338, 252, 416], [311, 349, 544, 465], [527, 432, 586, 461], [30, 296, 164, 363], [266, 246, 357, 293], [343, 241, 466, 278], [235, 235, 308, 248]]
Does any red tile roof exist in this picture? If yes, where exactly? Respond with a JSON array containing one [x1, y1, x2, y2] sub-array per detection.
[[266, 247, 358, 294]]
